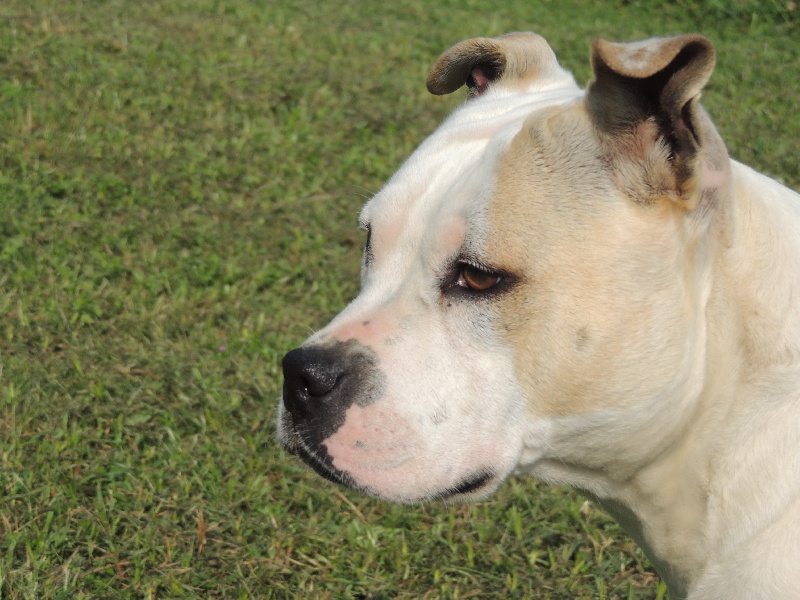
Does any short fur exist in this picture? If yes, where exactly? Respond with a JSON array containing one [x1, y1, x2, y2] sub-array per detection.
[[279, 33, 800, 599]]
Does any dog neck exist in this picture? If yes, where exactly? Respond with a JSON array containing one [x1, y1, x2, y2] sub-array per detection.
[[598, 164, 800, 597]]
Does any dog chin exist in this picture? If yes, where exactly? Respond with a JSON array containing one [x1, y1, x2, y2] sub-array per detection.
[[352, 470, 499, 504], [279, 405, 501, 502], [295, 446, 497, 503], [434, 470, 497, 501]]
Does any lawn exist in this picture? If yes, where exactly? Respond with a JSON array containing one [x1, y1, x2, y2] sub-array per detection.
[[0, 1, 797, 598]]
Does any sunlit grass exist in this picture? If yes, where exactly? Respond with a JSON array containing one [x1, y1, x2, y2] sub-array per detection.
[[0, 0, 797, 597]]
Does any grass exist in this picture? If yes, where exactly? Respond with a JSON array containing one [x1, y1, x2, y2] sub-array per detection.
[[0, 0, 797, 598]]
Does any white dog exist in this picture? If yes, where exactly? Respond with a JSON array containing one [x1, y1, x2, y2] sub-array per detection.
[[278, 33, 800, 599]]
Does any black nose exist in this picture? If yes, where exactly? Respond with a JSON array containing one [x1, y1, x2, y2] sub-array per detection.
[[282, 346, 345, 423], [281, 340, 384, 448]]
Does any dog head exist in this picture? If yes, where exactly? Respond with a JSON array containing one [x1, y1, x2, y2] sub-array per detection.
[[278, 33, 729, 503]]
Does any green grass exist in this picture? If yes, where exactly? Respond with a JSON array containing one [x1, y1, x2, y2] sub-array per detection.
[[0, 0, 797, 598]]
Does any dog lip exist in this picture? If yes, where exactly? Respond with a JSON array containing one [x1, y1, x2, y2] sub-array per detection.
[[439, 471, 494, 499], [281, 410, 496, 501], [290, 440, 355, 487], [279, 407, 361, 490]]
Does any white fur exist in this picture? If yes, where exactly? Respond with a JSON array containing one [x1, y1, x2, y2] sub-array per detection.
[[280, 35, 800, 599]]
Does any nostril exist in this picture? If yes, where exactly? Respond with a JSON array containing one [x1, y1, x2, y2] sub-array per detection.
[[303, 369, 340, 397], [282, 347, 345, 418], [280, 340, 382, 447]]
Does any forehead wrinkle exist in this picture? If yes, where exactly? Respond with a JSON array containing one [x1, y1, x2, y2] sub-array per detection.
[[420, 145, 505, 276], [365, 87, 583, 239], [367, 142, 485, 264], [360, 86, 584, 294]]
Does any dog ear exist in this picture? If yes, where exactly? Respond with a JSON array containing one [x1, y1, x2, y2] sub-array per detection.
[[427, 32, 569, 99], [587, 35, 722, 209]]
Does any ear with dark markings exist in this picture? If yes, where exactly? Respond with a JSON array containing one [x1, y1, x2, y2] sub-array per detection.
[[426, 32, 568, 99], [587, 35, 726, 209]]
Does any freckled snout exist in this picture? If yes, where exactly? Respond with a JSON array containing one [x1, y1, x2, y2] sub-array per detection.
[[280, 338, 509, 501], [280, 340, 385, 464]]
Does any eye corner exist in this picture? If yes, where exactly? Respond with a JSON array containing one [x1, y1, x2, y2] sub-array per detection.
[[361, 222, 374, 268]]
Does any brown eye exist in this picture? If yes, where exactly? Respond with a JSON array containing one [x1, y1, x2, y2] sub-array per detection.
[[458, 264, 501, 291]]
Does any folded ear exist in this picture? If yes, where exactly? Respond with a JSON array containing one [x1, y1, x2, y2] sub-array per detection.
[[427, 32, 573, 99], [587, 35, 725, 209]]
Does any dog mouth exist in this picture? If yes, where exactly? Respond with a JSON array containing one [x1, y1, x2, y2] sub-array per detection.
[[280, 411, 496, 501], [437, 470, 495, 500], [291, 442, 354, 486], [280, 428, 357, 488], [286, 438, 496, 501]]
